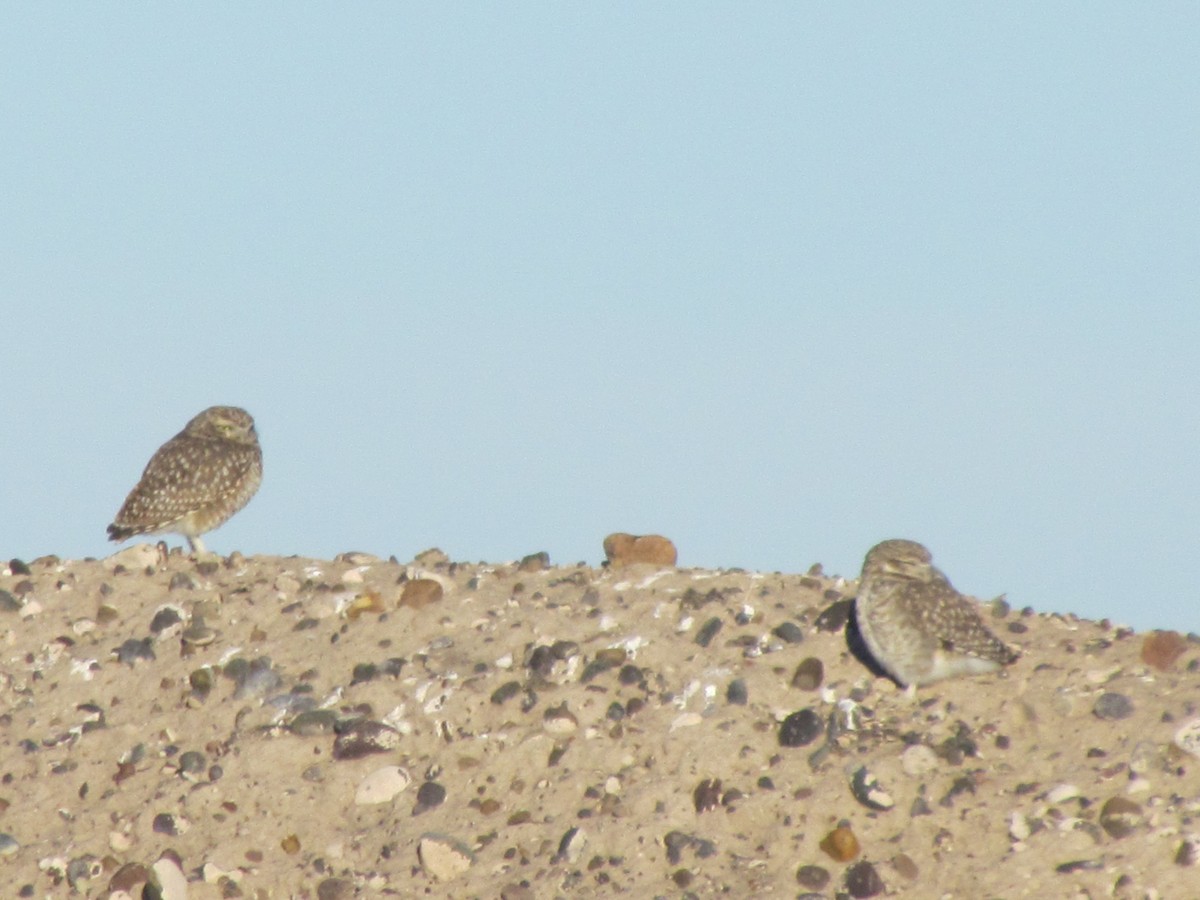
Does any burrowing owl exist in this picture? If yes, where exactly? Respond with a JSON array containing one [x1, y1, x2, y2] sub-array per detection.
[[107, 406, 263, 554], [854, 539, 1018, 688]]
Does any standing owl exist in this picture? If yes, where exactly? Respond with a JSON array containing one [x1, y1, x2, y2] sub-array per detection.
[[854, 539, 1018, 688], [107, 406, 263, 554]]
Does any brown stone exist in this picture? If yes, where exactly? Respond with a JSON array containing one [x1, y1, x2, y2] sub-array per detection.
[[1141, 630, 1187, 671], [399, 578, 445, 609], [819, 825, 860, 862], [602, 533, 677, 568]]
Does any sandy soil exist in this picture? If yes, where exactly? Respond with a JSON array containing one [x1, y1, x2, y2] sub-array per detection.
[[1, 542, 1197, 898]]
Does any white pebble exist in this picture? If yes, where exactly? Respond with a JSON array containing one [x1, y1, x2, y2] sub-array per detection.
[[355, 766, 412, 805]]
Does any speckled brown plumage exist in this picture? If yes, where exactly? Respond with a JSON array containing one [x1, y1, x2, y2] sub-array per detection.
[[855, 539, 1018, 688], [107, 406, 262, 554]]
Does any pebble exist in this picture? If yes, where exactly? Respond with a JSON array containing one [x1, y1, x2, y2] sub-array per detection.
[[554, 826, 587, 863], [779, 709, 823, 747], [317, 878, 355, 900], [355, 766, 412, 805], [890, 853, 918, 881], [518, 551, 550, 571], [844, 859, 885, 898], [107, 863, 149, 892], [115, 638, 155, 666], [151, 855, 189, 900], [1099, 797, 1142, 838], [0, 589, 20, 613], [726, 679, 748, 705], [400, 578, 444, 609], [814, 598, 853, 632], [602, 532, 678, 567], [332, 721, 401, 760], [1093, 692, 1134, 721], [819, 825, 860, 862], [791, 657, 824, 690], [850, 766, 895, 811], [414, 781, 447, 814], [0, 833, 18, 856], [772, 621, 804, 644], [694, 616, 723, 648], [1045, 783, 1081, 804], [662, 830, 716, 865], [149, 606, 184, 635], [1173, 718, 1200, 757], [796, 864, 830, 889], [417, 833, 474, 881], [1141, 630, 1187, 671], [693, 778, 721, 813], [900, 744, 940, 778]]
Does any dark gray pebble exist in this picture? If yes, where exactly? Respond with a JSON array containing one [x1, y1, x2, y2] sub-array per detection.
[[695, 616, 723, 648], [115, 638, 155, 666], [845, 860, 885, 897], [779, 709, 823, 747], [814, 599, 853, 632], [726, 679, 748, 706], [414, 781, 446, 814], [1093, 692, 1134, 720], [491, 681, 522, 705], [772, 622, 804, 644]]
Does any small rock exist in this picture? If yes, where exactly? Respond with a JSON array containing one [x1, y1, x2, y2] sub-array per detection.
[[695, 616, 723, 647], [791, 657, 824, 690], [115, 638, 156, 666], [317, 878, 355, 900], [796, 864, 831, 889], [890, 853, 918, 881], [1093, 692, 1134, 721], [1176, 840, 1196, 866], [900, 744, 940, 778], [726, 679, 748, 705], [602, 533, 677, 567], [814, 598, 853, 632], [106, 544, 161, 570], [414, 781, 447, 814], [819, 825, 860, 862], [772, 622, 804, 644], [845, 860, 885, 898], [107, 862, 149, 892], [1174, 718, 1200, 758], [151, 855, 189, 900], [1099, 797, 1142, 838], [554, 826, 587, 863], [518, 552, 550, 572], [779, 709, 823, 748], [355, 766, 412, 805], [400, 578, 444, 609], [0, 833, 18, 856], [417, 833, 474, 881], [1142, 630, 1187, 671], [850, 766, 895, 811], [332, 720, 401, 760], [693, 778, 722, 813]]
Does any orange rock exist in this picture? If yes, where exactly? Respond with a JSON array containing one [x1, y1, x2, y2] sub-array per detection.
[[602, 533, 678, 568], [399, 578, 445, 609], [1142, 630, 1187, 671], [819, 825, 860, 862]]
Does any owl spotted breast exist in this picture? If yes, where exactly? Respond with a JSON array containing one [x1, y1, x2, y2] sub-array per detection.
[[107, 406, 263, 554], [854, 539, 1018, 688]]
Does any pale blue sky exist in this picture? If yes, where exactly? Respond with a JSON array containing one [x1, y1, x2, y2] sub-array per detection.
[[3, 6, 1198, 631]]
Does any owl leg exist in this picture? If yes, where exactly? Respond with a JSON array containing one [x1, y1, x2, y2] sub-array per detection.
[[187, 535, 208, 555]]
